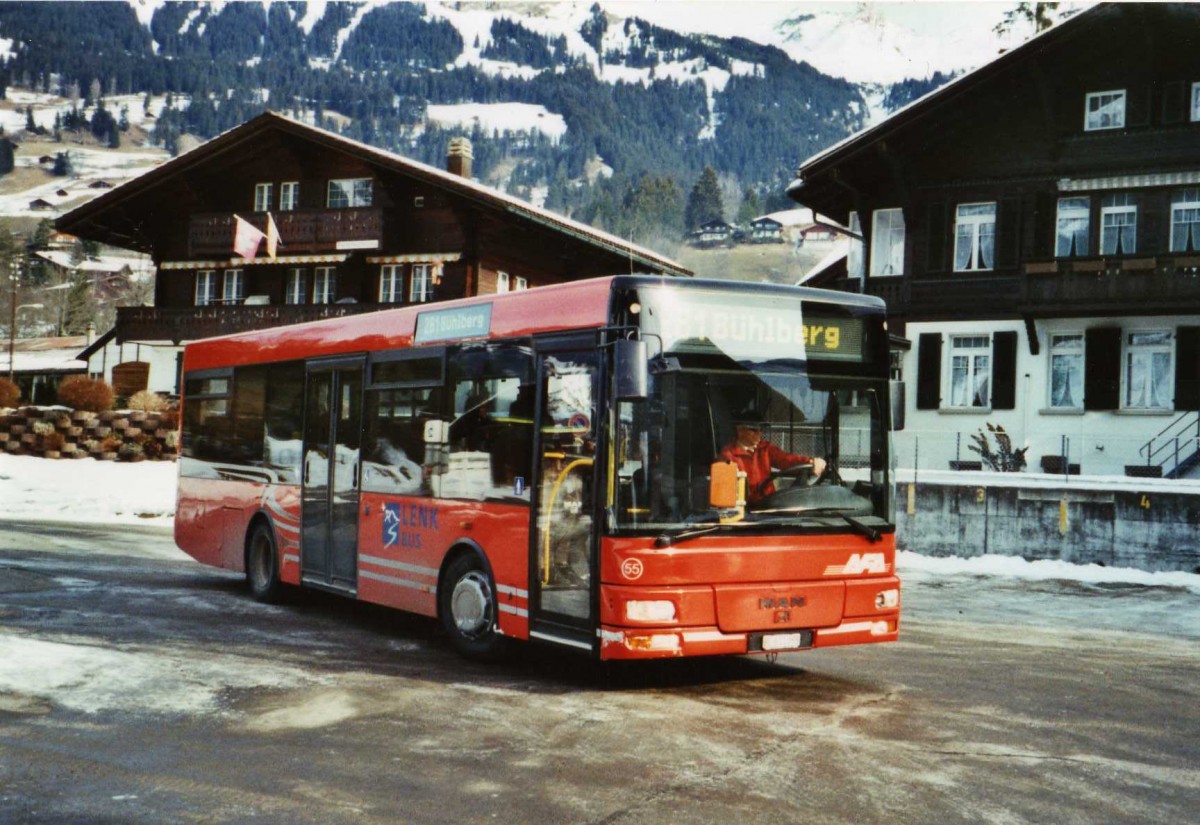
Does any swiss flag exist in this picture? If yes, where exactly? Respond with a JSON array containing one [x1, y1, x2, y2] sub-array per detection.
[[233, 214, 267, 259]]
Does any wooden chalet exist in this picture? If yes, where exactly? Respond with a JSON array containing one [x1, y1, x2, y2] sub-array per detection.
[[56, 112, 690, 379], [687, 219, 734, 249], [789, 2, 1200, 478], [748, 217, 784, 244]]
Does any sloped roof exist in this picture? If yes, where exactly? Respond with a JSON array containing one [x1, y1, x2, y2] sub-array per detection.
[[0, 336, 89, 374], [789, 3, 1111, 193], [58, 111, 690, 277]]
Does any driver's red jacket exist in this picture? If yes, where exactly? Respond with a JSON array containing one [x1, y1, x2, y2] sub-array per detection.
[[718, 439, 811, 504]]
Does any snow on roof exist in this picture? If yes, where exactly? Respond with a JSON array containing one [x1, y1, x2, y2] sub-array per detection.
[[0, 336, 89, 374], [796, 240, 849, 285]]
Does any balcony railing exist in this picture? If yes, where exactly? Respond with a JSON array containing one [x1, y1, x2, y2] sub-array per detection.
[[188, 208, 384, 257], [116, 303, 379, 343], [1020, 255, 1200, 314]]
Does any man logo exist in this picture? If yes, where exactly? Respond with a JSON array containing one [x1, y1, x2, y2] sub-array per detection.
[[824, 552, 889, 576]]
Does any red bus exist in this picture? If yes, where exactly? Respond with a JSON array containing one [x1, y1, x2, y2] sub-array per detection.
[[176, 275, 899, 660]]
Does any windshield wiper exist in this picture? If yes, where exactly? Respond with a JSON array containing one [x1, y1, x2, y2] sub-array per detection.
[[757, 507, 884, 543], [655, 524, 725, 547]]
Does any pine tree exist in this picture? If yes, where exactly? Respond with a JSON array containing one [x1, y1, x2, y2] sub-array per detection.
[[62, 273, 97, 335], [685, 166, 724, 229], [0, 138, 13, 175], [736, 187, 762, 223], [52, 152, 73, 177]]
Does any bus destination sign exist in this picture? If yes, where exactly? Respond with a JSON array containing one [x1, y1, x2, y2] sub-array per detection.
[[645, 288, 865, 362], [414, 304, 493, 344]]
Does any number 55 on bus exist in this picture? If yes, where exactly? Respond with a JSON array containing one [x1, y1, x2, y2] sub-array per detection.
[[176, 275, 900, 660]]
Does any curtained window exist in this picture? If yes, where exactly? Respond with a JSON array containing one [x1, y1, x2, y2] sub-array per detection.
[[954, 203, 996, 272]]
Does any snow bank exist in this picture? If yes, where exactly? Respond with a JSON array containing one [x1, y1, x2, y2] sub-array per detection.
[[899, 550, 1200, 596], [0, 454, 176, 525]]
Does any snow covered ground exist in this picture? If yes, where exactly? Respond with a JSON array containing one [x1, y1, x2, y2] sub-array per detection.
[[1, 453, 1196, 596]]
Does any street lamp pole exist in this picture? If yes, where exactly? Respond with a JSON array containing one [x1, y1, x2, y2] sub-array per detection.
[[7, 258, 42, 383]]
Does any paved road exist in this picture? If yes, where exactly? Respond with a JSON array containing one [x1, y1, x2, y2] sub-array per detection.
[[0, 520, 1197, 824]]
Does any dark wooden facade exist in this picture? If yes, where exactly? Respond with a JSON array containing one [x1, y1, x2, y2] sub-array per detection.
[[58, 112, 689, 343], [789, 3, 1200, 326]]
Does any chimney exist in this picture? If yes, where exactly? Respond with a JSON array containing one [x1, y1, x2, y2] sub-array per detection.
[[447, 137, 473, 179], [86, 322, 96, 346]]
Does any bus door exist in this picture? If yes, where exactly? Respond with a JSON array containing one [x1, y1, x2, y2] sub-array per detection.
[[302, 356, 364, 593], [529, 337, 600, 649]]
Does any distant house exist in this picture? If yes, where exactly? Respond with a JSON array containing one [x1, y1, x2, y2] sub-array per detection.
[[87, 180, 113, 189], [0, 336, 88, 405], [34, 250, 140, 300], [687, 219, 734, 248], [748, 217, 784, 244], [38, 155, 54, 164], [55, 189, 70, 197], [29, 198, 54, 211], [797, 224, 838, 243]]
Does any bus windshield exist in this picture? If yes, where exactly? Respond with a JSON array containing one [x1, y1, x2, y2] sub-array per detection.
[[612, 285, 891, 533]]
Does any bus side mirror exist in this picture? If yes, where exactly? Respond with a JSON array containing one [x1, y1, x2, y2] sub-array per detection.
[[709, 460, 743, 509], [424, 419, 450, 444], [614, 339, 648, 401]]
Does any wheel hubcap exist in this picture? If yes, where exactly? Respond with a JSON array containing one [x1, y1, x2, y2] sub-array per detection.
[[450, 572, 492, 637]]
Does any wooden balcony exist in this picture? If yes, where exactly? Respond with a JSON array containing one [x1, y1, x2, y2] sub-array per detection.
[[188, 208, 384, 257], [1019, 255, 1200, 316], [819, 274, 1021, 319], [115, 303, 379, 343]]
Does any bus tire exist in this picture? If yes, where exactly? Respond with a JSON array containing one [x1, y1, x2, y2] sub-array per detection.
[[440, 553, 504, 661], [246, 521, 283, 604]]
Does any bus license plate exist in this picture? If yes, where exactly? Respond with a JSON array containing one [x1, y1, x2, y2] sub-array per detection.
[[762, 632, 805, 651]]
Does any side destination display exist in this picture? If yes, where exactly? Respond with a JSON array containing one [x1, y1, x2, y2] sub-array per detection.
[[415, 304, 493, 344]]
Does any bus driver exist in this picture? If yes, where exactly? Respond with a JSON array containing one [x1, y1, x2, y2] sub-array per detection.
[[718, 404, 826, 505]]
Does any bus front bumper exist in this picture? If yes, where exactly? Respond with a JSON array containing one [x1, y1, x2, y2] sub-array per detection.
[[597, 616, 900, 660]]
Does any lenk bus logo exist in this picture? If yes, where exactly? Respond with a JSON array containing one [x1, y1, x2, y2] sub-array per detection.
[[823, 553, 889, 576], [383, 502, 440, 550]]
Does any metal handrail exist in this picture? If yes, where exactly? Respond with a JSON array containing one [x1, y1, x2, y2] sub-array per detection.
[[1139, 410, 1200, 475]]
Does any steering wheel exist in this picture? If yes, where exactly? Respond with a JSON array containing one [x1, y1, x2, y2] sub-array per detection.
[[809, 459, 841, 487], [766, 463, 813, 485]]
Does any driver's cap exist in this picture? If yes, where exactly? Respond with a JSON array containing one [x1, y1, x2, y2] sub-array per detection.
[[731, 402, 768, 429]]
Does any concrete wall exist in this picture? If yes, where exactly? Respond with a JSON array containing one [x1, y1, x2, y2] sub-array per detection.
[[897, 480, 1200, 573]]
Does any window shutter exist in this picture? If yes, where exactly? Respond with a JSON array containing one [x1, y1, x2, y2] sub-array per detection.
[[1033, 192, 1056, 259], [1141, 191, 1166, 253], [992, 331, 1018, 410], [925, 202, 948, 273], [1175, 326, 1200, 410], [1162, 80, 1187, 125], [916, 333, 942, 410], [1084, 327, 1121, 411], [1127, 85, 1151, 127], [996, 197, 1022, 270]]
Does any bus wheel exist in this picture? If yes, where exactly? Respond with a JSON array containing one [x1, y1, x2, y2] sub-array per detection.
[[246, 522, 282, 604], [440, 554, 504, 660]]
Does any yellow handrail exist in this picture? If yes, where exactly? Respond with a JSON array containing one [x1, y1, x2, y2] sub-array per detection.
[[541, 457, 594, 585]]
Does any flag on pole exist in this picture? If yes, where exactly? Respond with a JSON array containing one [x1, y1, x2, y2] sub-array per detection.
[[265, 212, 282, 259], [232, 214, 266, 259]]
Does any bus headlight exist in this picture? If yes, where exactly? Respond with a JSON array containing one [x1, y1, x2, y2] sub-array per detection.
[[875, 589, 899, 609], [626, 600, 677, 622]]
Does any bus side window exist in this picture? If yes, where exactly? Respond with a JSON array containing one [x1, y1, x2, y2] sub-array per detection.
[[443, 344, 533, 501], [362, 385, 441, 496], [182, 372, 234, 469], [263, 361, 305, 484]]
